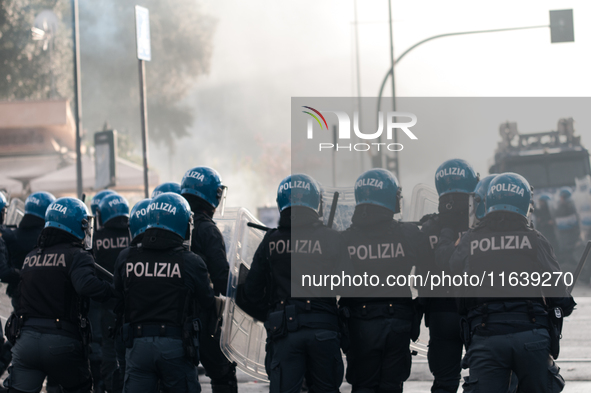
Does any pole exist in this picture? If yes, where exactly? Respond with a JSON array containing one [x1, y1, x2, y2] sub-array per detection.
[[332, 125, 337, 187], [353, 0, 364, 172], [386, 0, 399, 178], [377, 25, 549, 117], [138, 59, 150, 198], [72, 0, 83, 199]]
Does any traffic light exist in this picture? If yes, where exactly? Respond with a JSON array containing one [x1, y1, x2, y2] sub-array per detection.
[[550, 9, 574, 43]]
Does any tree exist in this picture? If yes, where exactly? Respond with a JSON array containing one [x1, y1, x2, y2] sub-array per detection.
[[0, 0, 216, 150], [0, 0, 73, 100], [79, 0, 216, 147]]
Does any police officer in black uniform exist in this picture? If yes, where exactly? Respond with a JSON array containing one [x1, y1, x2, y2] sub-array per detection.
[[0, 192, 56, 388], [442, 173, 576, 393], [88, 190, 117, 393], [94, 194, 131, 393], [180, 167, 237, 393], [5, 192, 56, 307], [114, 192, 215, 392], [0, 192, 15, 385], [110, 198, 151, 392], [340, 169, 431, 393], [237, 174, 350, 393], [419, 158, 479, 393], [0, 192, 18, 284], [4, 197, 114, 393]]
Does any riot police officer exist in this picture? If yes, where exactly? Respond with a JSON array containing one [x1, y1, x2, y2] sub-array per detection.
[[340, 169, 431, 393], [0, 192, 56, 382], [0, 192, 18, 285], [555, 187, 581, 273], [0, 192, 14, 384], [419, 158, 479, 393], [180, 166, 236, 393], [114, 192, 215, 392], [111, 198, 151, 392], [5, 197, 114, 393], [5, 192, 56, 303], [88, 189, 117, 392], [443, 173, 576, 393], [94, 194, 131, 393], [91, 190, 116, 226], [152, 182, 181, 198], [237, 174, 349, 393]]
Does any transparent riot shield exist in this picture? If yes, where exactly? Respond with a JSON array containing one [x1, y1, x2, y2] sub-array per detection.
[[214, 207, 269, 381], [5, 198, 25, 227], [321, 187, 356, 231], [408, 184, 439, 222]]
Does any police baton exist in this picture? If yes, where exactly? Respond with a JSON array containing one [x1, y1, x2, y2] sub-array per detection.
[[327, 192, 339, 229], [95, 263, 114, 281], [246, 222, 271, 232], [568, 240, 591, 295]]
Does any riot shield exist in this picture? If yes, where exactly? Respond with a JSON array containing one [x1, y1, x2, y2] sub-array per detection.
[[321, 187, 356, 231], [5, 198, 25, 227], [408, 184, 439, 222], [215, 207, 269, 381]]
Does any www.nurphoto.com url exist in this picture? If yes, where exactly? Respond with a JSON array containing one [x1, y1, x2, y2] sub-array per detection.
[[301, 271, 574, 291]]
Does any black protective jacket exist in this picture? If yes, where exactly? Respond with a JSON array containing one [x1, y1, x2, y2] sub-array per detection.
[[340, 204, 432, 307], [442, 212, 576, 333], [185, 195, 229, 296], [17, 229, 114, 331], [238, 207, 352, 321], [93, 217, 131, 274], [113, 228, 215, 327]]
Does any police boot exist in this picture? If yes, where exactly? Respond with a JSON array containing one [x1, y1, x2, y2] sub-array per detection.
[[211, 365, 238, 393]]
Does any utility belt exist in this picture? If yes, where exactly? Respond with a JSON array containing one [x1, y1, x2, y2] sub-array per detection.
[[469, 312, 549, 331], [346, 300, 421, 342], [461, 302, 562, 358], [264, 305, 339, 341], [348, 302, 413, 320], [121, 320, 201, 365], [6, 316, 90, 355], [122, 324, 183, 342], [23, 317, 82, 337]]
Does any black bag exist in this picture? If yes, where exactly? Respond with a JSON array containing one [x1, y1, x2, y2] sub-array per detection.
[[79, 315, 93, 357], [4, 313, 23, 345], [548, 307, 564, 359], [183, 318, 201, 365], [263, 310, 286, 340]]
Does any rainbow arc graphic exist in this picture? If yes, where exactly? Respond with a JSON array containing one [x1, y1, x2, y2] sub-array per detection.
[[302, 106, 328, 130]]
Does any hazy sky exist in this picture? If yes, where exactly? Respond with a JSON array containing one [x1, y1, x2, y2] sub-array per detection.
[[150, 0, 591, 213]]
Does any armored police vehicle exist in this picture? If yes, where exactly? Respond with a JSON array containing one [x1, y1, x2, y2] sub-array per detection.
[[489, 118, 591, 194]]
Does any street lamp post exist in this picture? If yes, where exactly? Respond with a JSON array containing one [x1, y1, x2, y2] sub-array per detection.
[[375, 9, 574, 180], [72, 0, 83, 199]]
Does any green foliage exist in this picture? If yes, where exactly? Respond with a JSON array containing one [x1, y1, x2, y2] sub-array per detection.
[[0, 0, 73, 100], [0, 0, 215, 150]]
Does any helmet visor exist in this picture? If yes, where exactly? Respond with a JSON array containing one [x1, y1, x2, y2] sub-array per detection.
[[82, 215, 95, 250], [468, 193, 478, 228], [184, 212, 194, 248], [218, 186, 228, 217]]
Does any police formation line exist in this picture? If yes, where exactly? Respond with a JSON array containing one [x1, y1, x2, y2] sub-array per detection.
[[0, 159, 576, 393]]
